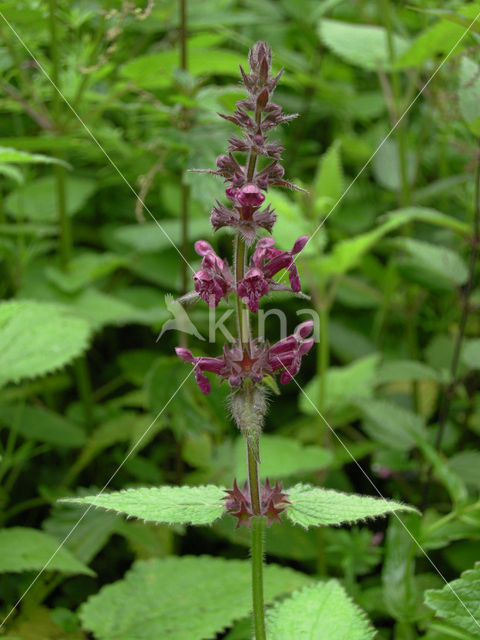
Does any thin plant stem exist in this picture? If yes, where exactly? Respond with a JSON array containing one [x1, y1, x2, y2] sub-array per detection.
[[247, 440, 265, 640], [250, 516, 266, 640], [422, 138, 480, 508]]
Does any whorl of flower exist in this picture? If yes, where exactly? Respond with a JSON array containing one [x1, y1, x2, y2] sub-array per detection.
[[175, 320, 314, 394], [224, 478, 290, 528]]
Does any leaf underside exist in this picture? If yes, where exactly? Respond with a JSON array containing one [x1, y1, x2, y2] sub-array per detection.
[[62, 485, 227, 526], [285, 484, 417, 528]]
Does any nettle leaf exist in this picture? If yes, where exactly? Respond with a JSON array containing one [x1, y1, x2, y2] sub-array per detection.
[[357, 399, 427, 451], [267, 581, 375, 639], [234, 435, 333, 483], [319, 19, 409, 71], [62, 485, 227, 526], [373, 139, 417, 191], [5, 175, 96, 221], [0, 300, 91, 388], [79, 556, 310, 640], [285, 483, 416, 528], [425, 562, 480, 638], [312, 140, 344, 209], [0, 527, 93, 576]]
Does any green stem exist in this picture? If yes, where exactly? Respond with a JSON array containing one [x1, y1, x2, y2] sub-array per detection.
[[250, 516, 266, 640], [248, 439, 265, 639]]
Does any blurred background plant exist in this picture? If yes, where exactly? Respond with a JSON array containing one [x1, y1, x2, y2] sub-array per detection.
[[0, 1, 479, 639]]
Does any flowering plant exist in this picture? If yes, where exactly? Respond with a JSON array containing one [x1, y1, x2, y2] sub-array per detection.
[[65, 42, 414, 640]]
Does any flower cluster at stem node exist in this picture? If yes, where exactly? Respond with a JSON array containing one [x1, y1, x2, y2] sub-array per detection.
[[224, 478, 290, 528]]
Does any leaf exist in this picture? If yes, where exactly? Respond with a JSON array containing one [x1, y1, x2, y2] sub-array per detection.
[[313, 139, 344, 205], [79, 556, 310, 640], [311, 206, 464, 277], [397, 10, 470, 68], [372, 139, 417, 191], [0, 300, 91, 389], [461, 339, 480, 370], [425, 562, 480, 638], [376, 359, 440, 384], [121, 49, 242, 88], [44, 495, 119, 565], [267, 580, 375, 639], [0, 527, 93, 576], [234, 435, 333, 483], [301, 354, 380, 416], [449, 451, 480, 490], [5, 175, 96, 221], [319, 19, 410, 71], [285, 483, 416, 528], [0, 404, 86, 447], [357, 399, 428, 451], [62, 485, 227, 526], [393, 238, 469, 286], [382, 516, 419, 622], [46, 252, 128, 293], [0, 146, 70, 167]]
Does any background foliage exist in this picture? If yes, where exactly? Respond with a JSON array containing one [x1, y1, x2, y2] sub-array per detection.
[[0, 0, 479, 638]]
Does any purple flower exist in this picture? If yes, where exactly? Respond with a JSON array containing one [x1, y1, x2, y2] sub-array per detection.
[[175, 348, 225, 395], [236, 235, 308, 311], [192, 240, 234, 308], [268, 320, 315, 384]]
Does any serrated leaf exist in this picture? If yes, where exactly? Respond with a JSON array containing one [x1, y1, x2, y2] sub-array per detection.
[[376, 359, 440, 384], [0, 527, 93, 576], [234, 435, 332, 483], [286, 483, 416, 528], [425, 562, 480, 638], [0, 300, 91, 388], [357, 399, 428, 451], [267, 580, 375, 639], [79, 556, 310, 640], [373, 139, 417, 191], [62, 485, 227, 526], [319, 19, 409, 71]]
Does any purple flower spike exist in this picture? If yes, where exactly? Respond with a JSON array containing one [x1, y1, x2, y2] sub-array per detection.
[[237, 184, 265, 208], [192, 240, 234, 308]]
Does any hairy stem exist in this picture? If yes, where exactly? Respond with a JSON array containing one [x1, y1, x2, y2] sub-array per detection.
[[422, 139, 480, 507]]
